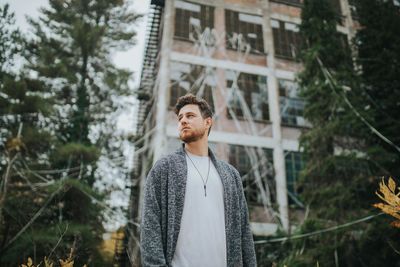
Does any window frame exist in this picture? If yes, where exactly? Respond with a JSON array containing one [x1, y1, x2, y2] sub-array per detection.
[[226, 70, 270, 122], [271, 19, 302, 60], [225, 9, 265, 55], [278, 79, 308, 128], [173, 0, 215, 43], [229, 144, 275, 206]]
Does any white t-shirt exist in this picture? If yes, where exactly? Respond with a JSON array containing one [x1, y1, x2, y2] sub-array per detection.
[[171, 151, 227, 267]]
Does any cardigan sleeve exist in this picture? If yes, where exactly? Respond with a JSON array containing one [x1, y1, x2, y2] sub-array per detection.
[[232, 167, 257, 267], [140, 160, 168, 267]]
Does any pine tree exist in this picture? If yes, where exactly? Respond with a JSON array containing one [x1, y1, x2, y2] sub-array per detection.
[[0, 3, 64, 264], [353, 0, 400, 179], [275, 0, 388, 265], [0, 0, 139, 264]]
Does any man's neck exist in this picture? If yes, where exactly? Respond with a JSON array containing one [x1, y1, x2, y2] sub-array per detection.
[[184, 138, 209, 157]]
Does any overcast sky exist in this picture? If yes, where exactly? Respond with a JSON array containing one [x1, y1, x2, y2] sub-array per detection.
[[1, 0, 150, 88], [1, 0, 151, 135]]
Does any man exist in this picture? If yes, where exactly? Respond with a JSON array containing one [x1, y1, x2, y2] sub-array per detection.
[[140, 94, 256, 266]]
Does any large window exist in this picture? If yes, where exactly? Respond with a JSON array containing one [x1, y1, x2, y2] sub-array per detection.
[[278, 79, 307, 127], [229, 145, 274, 206], [169, 62, 215, 111], [285, 151, 305, 205], [226, 70, 269, 121], [271, 19, 301, 60], [225, 9, 264, 54], [174, 0, 214, 42]]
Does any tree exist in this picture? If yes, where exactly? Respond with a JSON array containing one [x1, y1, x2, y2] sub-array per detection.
[[0, 0, 139, 264], [0, 3, 65, 264], [273, 0, 400, 265], [353, 0, 400, 179]]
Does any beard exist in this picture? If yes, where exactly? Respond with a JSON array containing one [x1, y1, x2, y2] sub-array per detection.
[[179, 127, 206, 143]]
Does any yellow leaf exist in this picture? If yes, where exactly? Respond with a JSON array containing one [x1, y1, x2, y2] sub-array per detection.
[[388, 177, 396, 192], [44, 257, 53, 267], [373, 203, 400, 220], [59, 259, 74, 267], [374, 177, 400, 227], [390, 221, 400, 228]]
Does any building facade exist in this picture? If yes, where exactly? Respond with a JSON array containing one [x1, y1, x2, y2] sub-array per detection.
[[123, 0, 358, 265]]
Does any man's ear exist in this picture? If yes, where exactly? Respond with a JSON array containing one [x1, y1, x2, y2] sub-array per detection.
[[206, 117, 213, 128]]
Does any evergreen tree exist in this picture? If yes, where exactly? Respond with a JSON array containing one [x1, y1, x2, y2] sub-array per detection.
[[0, 0, 139, 264], [353, 0, 400, 178], [0, 3, 67, 264], [274, 0, 400, 265]]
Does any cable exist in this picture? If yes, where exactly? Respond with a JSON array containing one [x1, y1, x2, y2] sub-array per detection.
[[316, 57, 400, 154], [254, 212, 384, 244]]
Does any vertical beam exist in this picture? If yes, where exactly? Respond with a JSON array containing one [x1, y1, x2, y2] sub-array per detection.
[[262, 0, 289, 231], [152, 0, 174, 162]]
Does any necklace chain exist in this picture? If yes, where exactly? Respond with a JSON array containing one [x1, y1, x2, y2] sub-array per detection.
[[185, 150, 210, 197]]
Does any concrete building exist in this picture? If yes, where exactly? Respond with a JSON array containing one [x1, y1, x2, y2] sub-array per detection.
[[121, 0, 358, 265]]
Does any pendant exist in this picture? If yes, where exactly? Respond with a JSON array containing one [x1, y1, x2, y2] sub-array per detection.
[[204, 185, 207, 197]]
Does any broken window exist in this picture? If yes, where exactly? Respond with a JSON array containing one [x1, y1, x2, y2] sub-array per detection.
[[271, 19, 301, 60], [229, 145, 275, 206], [226, 70, 269, 121], [278, 79, 307, 127], [285, 151, 305, 206], [169, 61, 215, 111], [225, 9, 264, 54], [174, 0, 215, 43]]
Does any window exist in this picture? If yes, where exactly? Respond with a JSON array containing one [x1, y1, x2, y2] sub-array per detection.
[[271, 19, 301, 60], [270, 0, 302, 6], [226, 70, 269, 121], [285, 151, 305, 205], [169, 62, 215, 111], [225, 9, 264, 54], [174, 0, 214, 42], [278, 79, 307, 127], [229, 145, 275, 206]]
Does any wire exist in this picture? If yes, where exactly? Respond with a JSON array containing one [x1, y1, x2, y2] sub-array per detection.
[[254, 212, 384, 244], [316, 57, 400, 154]]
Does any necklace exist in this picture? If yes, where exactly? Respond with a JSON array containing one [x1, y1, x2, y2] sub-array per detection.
[[185, 150, 211, 197]]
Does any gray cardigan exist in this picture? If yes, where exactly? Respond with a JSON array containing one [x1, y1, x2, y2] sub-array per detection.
[[140, 145, 257, 267]]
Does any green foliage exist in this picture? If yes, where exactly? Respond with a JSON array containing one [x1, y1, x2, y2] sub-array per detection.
[[51, 143, 99, 166], [0, 3, 21, 74], [353, 0, 400, 178], [0, 1, 139, 265], [255, 0, 400, 266]]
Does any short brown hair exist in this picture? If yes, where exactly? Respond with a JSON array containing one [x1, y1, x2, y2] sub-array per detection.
[[174, 94, 213, 119]]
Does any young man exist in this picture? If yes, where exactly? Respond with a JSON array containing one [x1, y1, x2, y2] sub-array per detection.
[[140, 94, 256, 267]]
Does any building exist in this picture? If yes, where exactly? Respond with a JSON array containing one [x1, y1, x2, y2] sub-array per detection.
[[124, 0, 358, 265]]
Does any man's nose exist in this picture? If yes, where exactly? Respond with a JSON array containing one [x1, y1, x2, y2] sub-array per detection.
[[180, 116, 188, 124]]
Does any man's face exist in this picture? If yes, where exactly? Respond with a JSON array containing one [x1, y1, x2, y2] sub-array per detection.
[[177, 104, 211, 143]]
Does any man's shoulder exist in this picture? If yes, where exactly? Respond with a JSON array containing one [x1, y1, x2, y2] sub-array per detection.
[[151, 149, 184, 171], [215, 158, 240, 177]]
